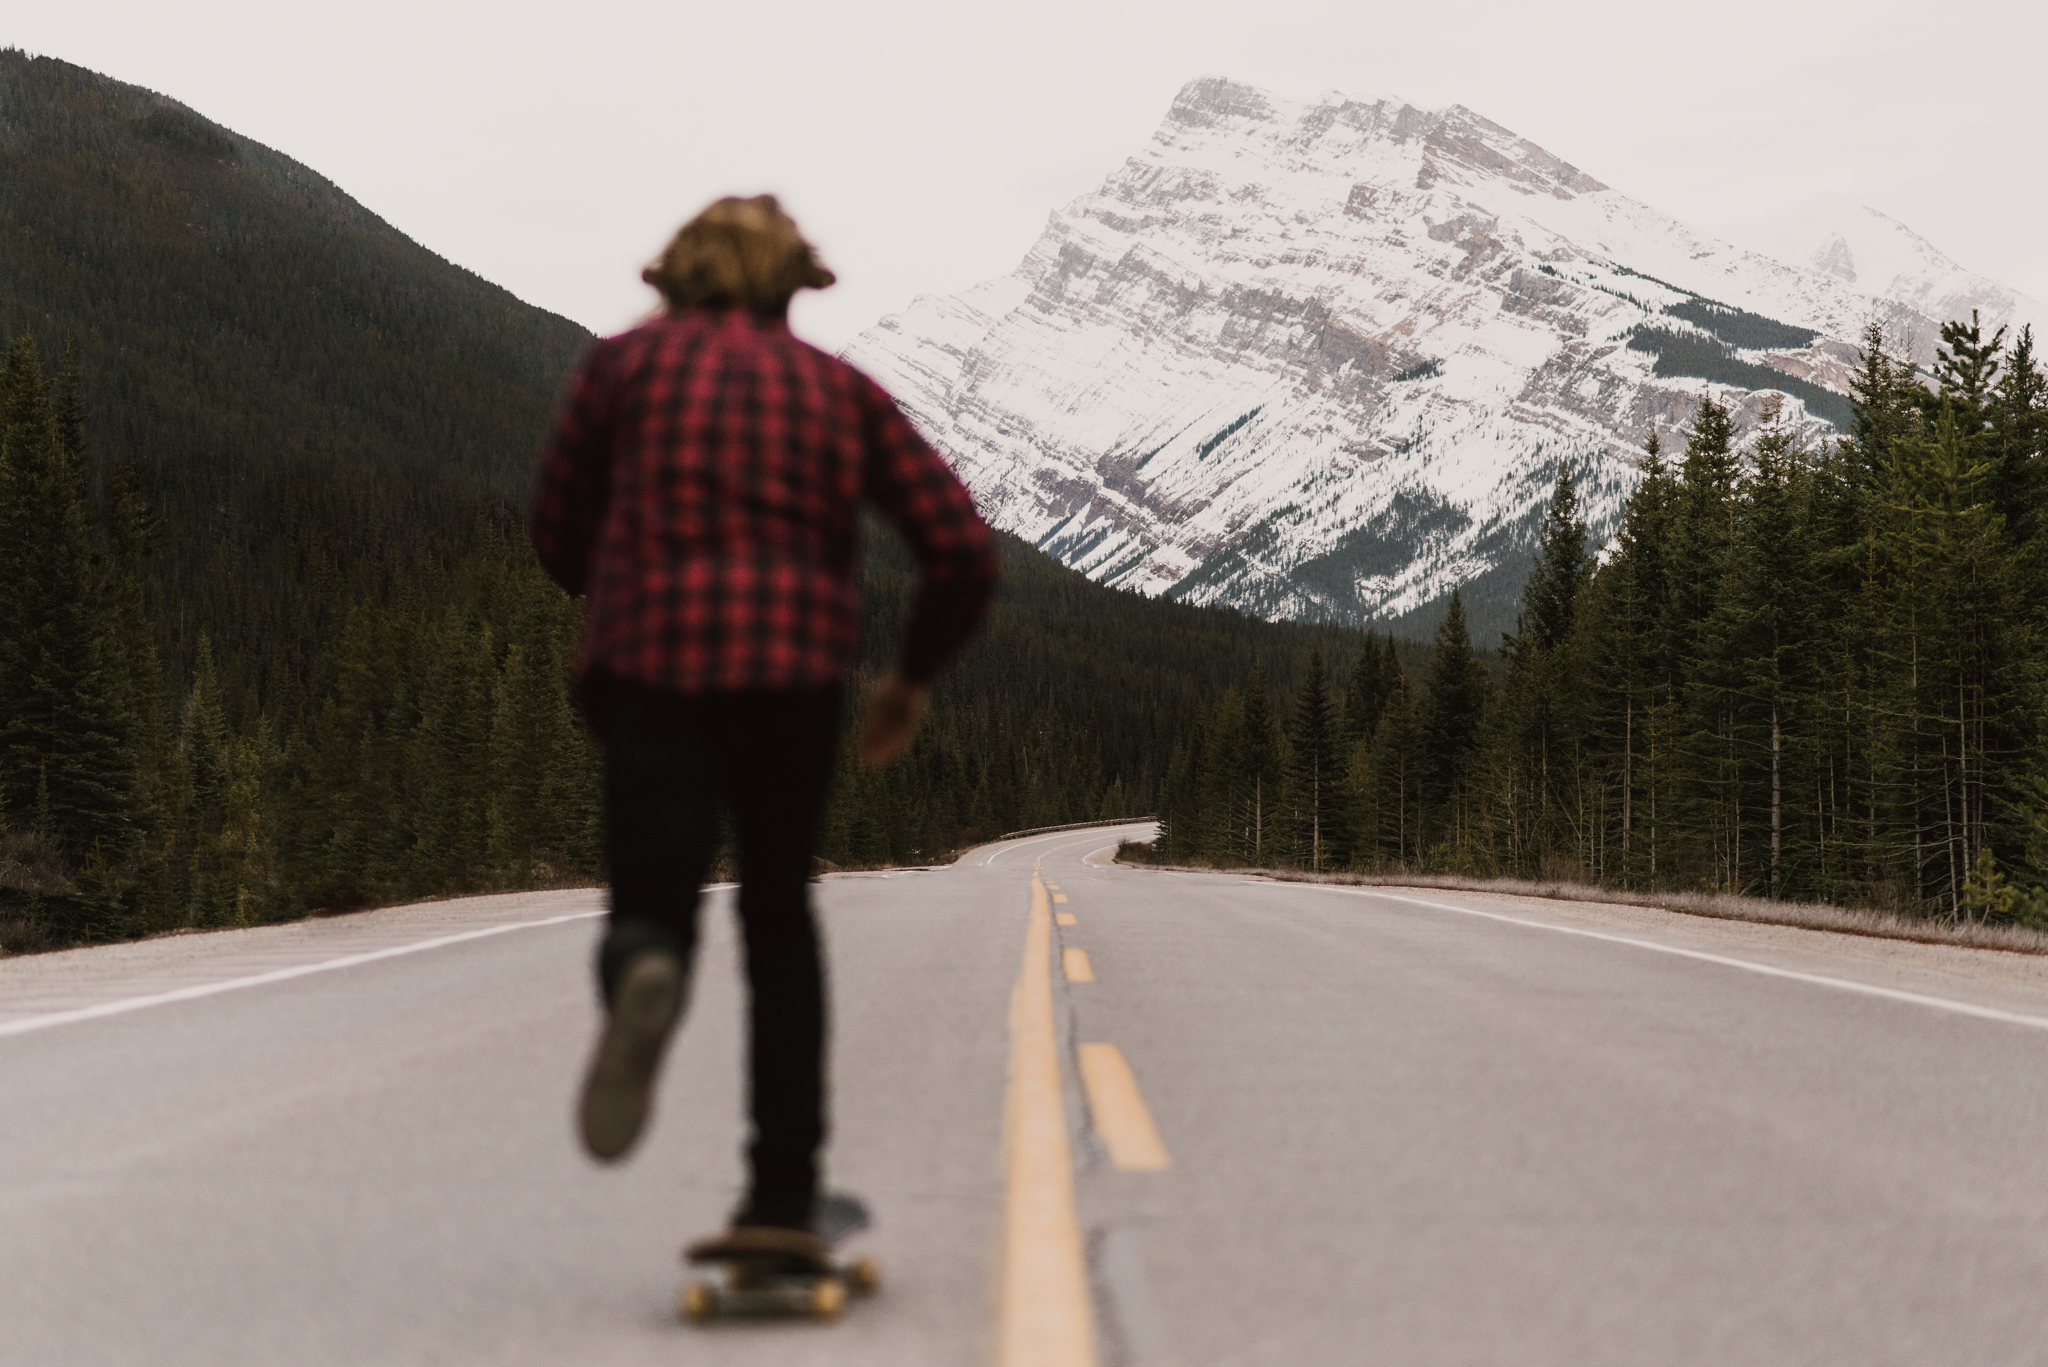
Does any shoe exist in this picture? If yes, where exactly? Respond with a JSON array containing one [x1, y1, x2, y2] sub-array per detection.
[[725, 1191, 868, 1238], [578, 950, 685, 1161], [685, 1224, 831, 1266]]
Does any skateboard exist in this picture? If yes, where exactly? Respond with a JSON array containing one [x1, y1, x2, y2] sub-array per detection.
[[679, 1193, 880, 1323]]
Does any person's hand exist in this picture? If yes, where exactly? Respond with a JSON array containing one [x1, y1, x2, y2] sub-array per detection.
[[858, 672, 928, 767]]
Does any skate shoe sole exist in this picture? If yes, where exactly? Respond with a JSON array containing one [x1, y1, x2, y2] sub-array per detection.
[[580, 952, 685, 1161]]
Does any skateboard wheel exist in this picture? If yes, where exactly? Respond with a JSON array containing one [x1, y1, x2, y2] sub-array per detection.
[[810, 1277, 847, 1320], [680, 1281, 716, 1323], [848, 1256, 881, 1295]]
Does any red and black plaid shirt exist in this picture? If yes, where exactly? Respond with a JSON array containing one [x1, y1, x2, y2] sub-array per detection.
[[528, 310, 997, 695]]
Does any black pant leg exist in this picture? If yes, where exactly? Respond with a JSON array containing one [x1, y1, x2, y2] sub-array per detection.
[[725, 688, 842, 1223], [586, 673, 722, 1004]]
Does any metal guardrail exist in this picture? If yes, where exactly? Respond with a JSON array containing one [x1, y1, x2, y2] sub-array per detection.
[[995, 816, 1158, 842]]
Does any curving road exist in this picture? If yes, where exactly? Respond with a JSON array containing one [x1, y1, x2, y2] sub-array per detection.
[[6, 823, 2048, 1365]]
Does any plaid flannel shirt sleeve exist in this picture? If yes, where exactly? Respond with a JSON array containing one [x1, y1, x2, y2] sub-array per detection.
[[527, 341, 616, 598], [858, 375, 999, 685]]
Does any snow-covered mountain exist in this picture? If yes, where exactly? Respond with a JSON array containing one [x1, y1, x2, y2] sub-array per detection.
[[844, 77, 2011, 639], [1729, 192, 2045, 346]]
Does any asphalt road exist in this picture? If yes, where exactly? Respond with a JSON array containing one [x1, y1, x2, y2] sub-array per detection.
[[6, 824, 2048, 1365]]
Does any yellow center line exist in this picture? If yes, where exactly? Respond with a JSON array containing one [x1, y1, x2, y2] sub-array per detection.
[[1052, 893, 1069, 903], [1078, 1044, 1172, 1171], [1062, 948, 1095, 983], [1055, 912, 1078, 927], [1000, 873, 1096, 1367]]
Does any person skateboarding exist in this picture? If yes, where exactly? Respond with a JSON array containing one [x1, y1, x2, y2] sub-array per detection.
[[526, 195, 997, 1252]]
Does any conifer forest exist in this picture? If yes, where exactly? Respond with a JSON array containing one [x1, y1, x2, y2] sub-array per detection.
[[1158, 317, 2048, 926], [0, 330, 1374, 950], [5, 50, 2048, 951]]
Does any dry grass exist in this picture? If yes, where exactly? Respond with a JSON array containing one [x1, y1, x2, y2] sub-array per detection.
[[1122, 853, 2048, 957]]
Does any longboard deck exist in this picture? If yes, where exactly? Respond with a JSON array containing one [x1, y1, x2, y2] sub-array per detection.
[[680, 1194, 880, 1323]]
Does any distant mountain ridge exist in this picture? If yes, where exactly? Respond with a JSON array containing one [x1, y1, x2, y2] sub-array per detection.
[[844, 77, 2031, 639], [1731, 192, 2046, 345]]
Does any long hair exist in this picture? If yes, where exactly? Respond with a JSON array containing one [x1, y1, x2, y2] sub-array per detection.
[[642, 195, 834, 315]]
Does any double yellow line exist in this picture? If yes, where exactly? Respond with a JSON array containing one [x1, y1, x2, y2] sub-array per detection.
[[998, 866, 1169, 1367]]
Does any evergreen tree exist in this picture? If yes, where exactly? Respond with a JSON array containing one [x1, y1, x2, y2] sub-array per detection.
[[1665, 395, 1745, 887], [1340, 634, 1393, 749], [1882, 403, 2031, 915], [1496, 463, 1593, 875], [1418, 589, 1490, 865], [1834, 323, 1928, 903], [1991, 326, 2047, 589], [409, 610, 496, 889], [1927, 311, 2004, 419], [1520, 466, 1590, 655], [487, 578, 601, 887], [1158, 721, 1207, 861], [1717, 403, 1817, 898], [1236, 669, 1283, 864], [0, 336, 138, 938], [1283, 650, 1341, 871], [1359, 674, 1420, 868], [1588, 428, 1676, 885], [179, 643, 274, 926]]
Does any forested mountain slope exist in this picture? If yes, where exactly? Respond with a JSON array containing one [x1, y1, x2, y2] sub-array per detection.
[[0, 49, 589, 712]]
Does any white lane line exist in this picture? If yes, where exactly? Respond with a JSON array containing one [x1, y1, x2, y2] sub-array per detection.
[[1311, 885, 2048, 1034], [980, 824, 1157, 867], [0, 885, 735, 1040], [0, 911, 602, 1039]]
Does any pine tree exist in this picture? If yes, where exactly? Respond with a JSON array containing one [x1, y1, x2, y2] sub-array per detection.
[[1520, 466, 1590, 656], [1340, 634, 1392, 749], [296, 602, 409, 908], [1283, 650, 1340, 871], [1158, 722, 1207, 861], [1717, 403, 1816, 898], [1236, 668, 1282, 864], [0, 336, 138, 938], [1665, 395, 1744, 888], [1588, 428, 1675, 885], [1882, 403, 2030, 915], [1200, 688, 1246, 861], [1835, 323, 1927, 903], [1991, 326, 2047, 586], [1359, 674, 1420, 867], [1496, 463, 1592, 875], [486, 575, 600, 886], [409, 610, 496, 889], [176, 640, 275, 927], [1927, 311, 2004, 419], [1418, 589, 1490, 866]]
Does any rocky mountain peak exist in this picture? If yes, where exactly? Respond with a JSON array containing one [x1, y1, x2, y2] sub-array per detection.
[[845, 78, 2029, 641]]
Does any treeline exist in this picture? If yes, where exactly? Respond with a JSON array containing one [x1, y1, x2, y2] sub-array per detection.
[[1628, 326, 1853, 429], [0, 334, 601, 948], [839, 521, 1402, 863], [0, 331, 1403, 950], [1161, 316, 2048, 926], [17, 309, 2038, 950]]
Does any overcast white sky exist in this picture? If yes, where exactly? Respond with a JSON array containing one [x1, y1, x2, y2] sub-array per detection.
[[12, 0, 2043, 353]]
